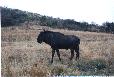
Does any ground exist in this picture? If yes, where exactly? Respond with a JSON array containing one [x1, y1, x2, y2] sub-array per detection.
[[1, 25, 114, 77]]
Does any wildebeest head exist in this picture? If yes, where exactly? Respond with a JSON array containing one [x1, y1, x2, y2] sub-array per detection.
[[37, 28, 48, 44], [37, 31, 46, 43]]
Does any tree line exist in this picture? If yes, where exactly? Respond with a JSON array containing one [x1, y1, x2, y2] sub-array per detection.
[[1, 7, 114, 34]]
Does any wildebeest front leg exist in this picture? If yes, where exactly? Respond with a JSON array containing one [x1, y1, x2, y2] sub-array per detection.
[[75, 45, 79, 60], [70, 49, 74, 60], [56, 49, 61, 61], [51, 49, 55, 63]]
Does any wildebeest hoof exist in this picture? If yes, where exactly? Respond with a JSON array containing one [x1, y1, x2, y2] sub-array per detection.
[[51, 60, 53, 63], [69, 58, 73, 60], [75, 57, 79, 60]]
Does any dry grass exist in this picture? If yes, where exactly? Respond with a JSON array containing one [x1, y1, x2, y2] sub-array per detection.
[[1, 25, 114, 76]]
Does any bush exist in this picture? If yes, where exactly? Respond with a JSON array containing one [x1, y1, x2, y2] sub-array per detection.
[[76, 59, 106, 72], [51, 66, 66, 76]]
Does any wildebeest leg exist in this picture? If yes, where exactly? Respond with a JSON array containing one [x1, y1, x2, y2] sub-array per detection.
[[75, 45, 79, 60], [56, 49, 61, 61], [70, 49, 74, 60], [51, 49, 55, 63]]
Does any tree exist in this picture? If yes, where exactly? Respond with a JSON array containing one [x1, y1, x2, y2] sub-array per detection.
[[102, 22, 114, 33]]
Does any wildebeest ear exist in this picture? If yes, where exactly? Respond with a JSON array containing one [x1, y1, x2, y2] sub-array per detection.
[[43, 29, 46, 32]]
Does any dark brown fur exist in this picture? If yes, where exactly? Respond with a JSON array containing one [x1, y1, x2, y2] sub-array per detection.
[[37, 31, 80, 63]]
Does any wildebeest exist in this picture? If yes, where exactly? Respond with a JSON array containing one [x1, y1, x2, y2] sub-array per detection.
[[37, 30, 80, 63]]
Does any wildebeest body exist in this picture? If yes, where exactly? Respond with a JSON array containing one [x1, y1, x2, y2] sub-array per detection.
[[37, 31, 80, 63]]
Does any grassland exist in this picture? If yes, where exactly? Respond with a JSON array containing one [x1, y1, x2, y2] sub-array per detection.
[[1, 25, 114, 77]]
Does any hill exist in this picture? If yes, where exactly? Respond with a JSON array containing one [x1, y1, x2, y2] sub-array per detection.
[[1, 7, 114, 33]]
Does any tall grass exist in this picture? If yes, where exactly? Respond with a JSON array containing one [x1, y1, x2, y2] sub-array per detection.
[[1, 25, 114, 76]]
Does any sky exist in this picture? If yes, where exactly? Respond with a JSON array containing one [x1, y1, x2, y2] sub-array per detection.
[[1, 0, 114, 25]]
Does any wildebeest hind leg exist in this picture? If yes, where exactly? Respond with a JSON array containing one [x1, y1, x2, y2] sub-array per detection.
[[70, 49, 74, 60], [75, 45, 79, 60], [56, 49, 61, 61], [51, 49, 55, 63]]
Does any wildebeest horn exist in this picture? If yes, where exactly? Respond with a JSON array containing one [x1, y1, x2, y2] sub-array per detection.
[[42, 27, 49, 31], [37, 29, 43, 30], [37, 26, 50, 31], [37, 28, 46, 31]]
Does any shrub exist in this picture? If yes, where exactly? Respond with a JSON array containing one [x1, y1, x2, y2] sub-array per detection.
[[51, 66, 66, 76], [76, 59, 106, 72]]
